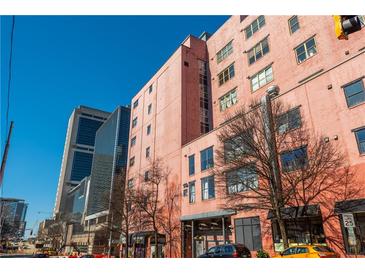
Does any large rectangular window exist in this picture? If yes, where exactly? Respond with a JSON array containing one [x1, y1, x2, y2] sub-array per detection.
[[289, 16, 300, 34], [280, 146, 308, 172], [224, 132, 253, 161], [244, 16, 265, 39], [235, 217, 262, 251], [251, 65, 273, 92], [189, 181, 195, 204], [355, 127, 365, 154], [188, 155, 195, 176], [201, 175, 215, 200], [70, 151, 93, 181], [200, 146, 214, 171], [295, 37, 317, 64], [226, 165, 258, 194], [76, 117, 103, 146], [276, 107, 301, 134], [219, 88, 237, 111], [247, 37, 269, 65], [217, 41, 233, 64], [218, 63, 235, 86], [343, 79, 365, 107]]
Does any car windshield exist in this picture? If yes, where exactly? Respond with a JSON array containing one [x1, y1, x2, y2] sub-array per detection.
[[313, 246, 334, 252], [207, 247, 216, 253]]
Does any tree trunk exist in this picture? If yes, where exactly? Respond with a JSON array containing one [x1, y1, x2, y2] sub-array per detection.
[[154, 231, 158, 258], [276, 211, 289, 249]]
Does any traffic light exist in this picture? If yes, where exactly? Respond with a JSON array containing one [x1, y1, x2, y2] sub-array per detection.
[[334, 15, 363, 40]]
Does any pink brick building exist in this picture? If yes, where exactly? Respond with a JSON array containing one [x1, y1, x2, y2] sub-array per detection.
[[126, 16, 365, 257]]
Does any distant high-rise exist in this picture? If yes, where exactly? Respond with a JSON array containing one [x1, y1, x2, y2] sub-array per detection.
[[53, 106, 110, 217], [85, 106, 130, 220], [0, 198, 28, 239]]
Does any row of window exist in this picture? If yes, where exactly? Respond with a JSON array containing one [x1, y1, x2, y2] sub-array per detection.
[[188, 146, 214, 176], [131, 103, 153, 129], [132, 84, 154, 109], [186, 175, 215, 203]]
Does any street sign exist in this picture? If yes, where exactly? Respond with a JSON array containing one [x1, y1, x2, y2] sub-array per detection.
[[342, 213, 355, 228]]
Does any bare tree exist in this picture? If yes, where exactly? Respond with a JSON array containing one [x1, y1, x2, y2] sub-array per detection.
[[214, 99, 359, 250], [158, 179, 180, 258], [133, 158, 169, 258]]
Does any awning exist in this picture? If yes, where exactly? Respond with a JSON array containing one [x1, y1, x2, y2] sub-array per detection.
[[335, 198, 365, 214], [180, 209, 236, 221], [267, 205, 320, 219]]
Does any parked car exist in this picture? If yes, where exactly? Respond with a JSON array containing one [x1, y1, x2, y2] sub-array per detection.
[[80, 254, 94, 258], [198, 244, 251, 258], [33, 253, 49, 258], [274, 245, 339, 258]]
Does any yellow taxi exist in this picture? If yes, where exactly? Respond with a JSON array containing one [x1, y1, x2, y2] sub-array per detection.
[[275, 245, 339, 258]]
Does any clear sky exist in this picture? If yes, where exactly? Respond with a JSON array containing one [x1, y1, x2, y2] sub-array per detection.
[[0, 15, 229, 236]]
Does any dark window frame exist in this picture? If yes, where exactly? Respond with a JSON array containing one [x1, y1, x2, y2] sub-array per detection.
[[288, 16, 300, 34], [188, 154, 195, 176], [188, 181, 196, 204], [276, 106, 302, 134], [201, 175, 215, 200], [200, 146, 214, 171], [343, 77, 365, 108], [354, 127, 365, 154], [280, 146, 308, 172], [247, 37, 270, 65]]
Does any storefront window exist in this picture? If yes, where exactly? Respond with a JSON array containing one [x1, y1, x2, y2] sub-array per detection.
[[272, 216, 326, 251]]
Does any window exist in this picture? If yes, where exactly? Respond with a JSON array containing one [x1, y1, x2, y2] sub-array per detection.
[[217, 41, 233, 64], [295, 37, 317, 63], [280, 146, 308, 172], [226, 165, 258, 194], [219, 88, 237, 111], [188, 155, 195, 176], [127, 179, 134, 188], [146, 124, 151, 135], [251, 65, 273, 92], [224, 132, 253, 161], [148, 104, 152, 114], [201, 175, 215, 200], [247, 37, 269, 65], [183, 188, 188, 197], [132, 117, 138, 128], [276, 107, 301, 134], [200, 146, 214, 171], [144, 171, 149, 181], [133, 99, 139, 109], [129, 156, 135, 167], [146, 146, 150, 158], [131, 136, 136, 147], [235, 217, 262, 251], [282, 247, 297, 256], [289, 16, 300, 34], [218, 63, 235, 86], [149, 84, 153, 93], [343, 79, 365, 107], [355, 128, 365, 154], [189, 181, 195, 203], [244, 15, 265, 39], [296, 247, 309, 254], [70, 151, 93, 181], [76, 117, 103, 146]]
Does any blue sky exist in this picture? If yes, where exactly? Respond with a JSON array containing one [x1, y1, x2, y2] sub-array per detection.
[[0, 15, 228, 236]]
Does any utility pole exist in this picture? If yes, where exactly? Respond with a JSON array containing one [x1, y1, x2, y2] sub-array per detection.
[[0, 121, 14, 188], [107, 212, 114, 257]]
